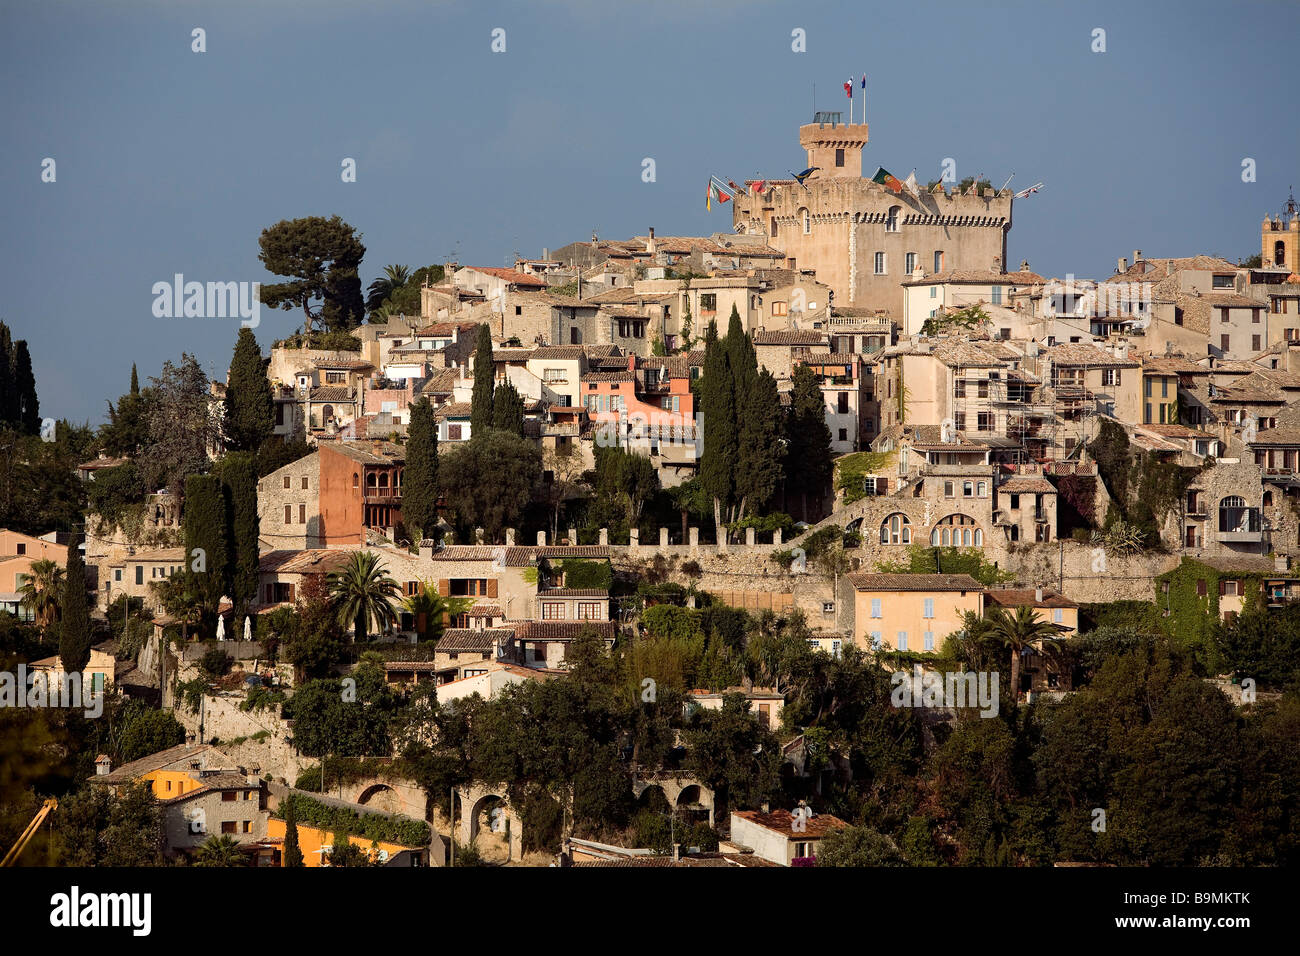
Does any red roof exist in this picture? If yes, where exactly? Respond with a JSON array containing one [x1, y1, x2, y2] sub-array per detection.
[[464, 267, 547, 288]]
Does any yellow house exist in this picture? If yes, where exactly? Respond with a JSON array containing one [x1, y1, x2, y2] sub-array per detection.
[[848, 572, 984, 653], [0, 529, 68, 620], [28, 647, 116, 695], [264, 819, 426, 867]]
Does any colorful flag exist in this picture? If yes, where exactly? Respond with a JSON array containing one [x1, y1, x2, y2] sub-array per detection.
[[1014, 183, 1043, 199], [871, 167, 903, 193], [727, 180, 741, 193], [706, 182, 713, 211], [717, 189, 731, 203], [792, 166, 819, 183], [844, 78, 853, 99], [750, 180, 766, 195], [861, 74, 866, 90]]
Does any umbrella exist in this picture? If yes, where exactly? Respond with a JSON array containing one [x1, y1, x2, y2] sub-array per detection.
[[216, 616, 225, 642], [244, 617, 252, 642]]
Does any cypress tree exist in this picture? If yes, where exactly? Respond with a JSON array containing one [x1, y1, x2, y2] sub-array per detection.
[[403, 397, 440, 541], [698, 319, 735, 538], [60, 528, 92, 675], [183, 474, 230, 640], [492, 381, 525, 436], [13, 341, 38, 434], [470, 324, 495, 436], [223, 328, 274, 452], [218, 452, 259, 622], [735, 367, 783, 518], [0, 322, 14, 427], [283, 796, 304, 867], [786, 363, 834, 521]]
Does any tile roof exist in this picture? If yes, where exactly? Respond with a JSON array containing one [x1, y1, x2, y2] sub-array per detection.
[[259, 549, 360, 574], [537, 588, 609, 598], [309, 386, 354, 402], [753, 330, 827, 346], [530, 346, 585, 361], [997, 476, 1057, 494], [433, 402, 474, 419], [461, 267, 548, 288], [1142, 424, 1215, 439], [420, 369, 459, 396], [1249, 427, 1300, 446], [582, 371, 636, 383], [436, 628, 513, 652], [323, 440, 405, 464], [984, 588, 1078, 609], [847, 572, 984, 592], [514, 620, 617, 640], [91, 743, 226, 785], [732, 808, 849, 839], [1046, 343, 1138, 367], [413, 321, 480, 336], [903, 268, 1045, 287]]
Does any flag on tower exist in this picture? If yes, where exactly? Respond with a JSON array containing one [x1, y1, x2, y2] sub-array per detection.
[[750, 180, 766, 195], [903, 169, 920, 198], [844, 78, 853, 99], [792, 167, 819, 184], [1014, 182, 1044, 199], [871, 167, 904, 194]]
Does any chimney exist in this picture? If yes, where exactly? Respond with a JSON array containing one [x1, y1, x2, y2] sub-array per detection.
[[1035, 587, 1044, 603], [1020, 260, 1030, 273], [94, 754, 111, 776], [627, 353, 637, 372], [647, 227, 656, 255], [542, 247, 549, 261], [1133, 250, 1142, 266], [1117, 257, 1128, 274], [672, 843, 681, 862]]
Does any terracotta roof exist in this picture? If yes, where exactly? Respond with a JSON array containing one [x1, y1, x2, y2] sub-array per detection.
[[903, 268, 1045, 287], [127, 547, 188, 563], [437, 628, 513, 652], [847, 572, 984, 592], [309, 386, 354, 402], [1142, 424, 1215, 439], [732, 808, 849, 839], [90, 743, 224, 785], [461, 267, 547, 288], [314, 359, 373, 370], [753, 330, 827, 346], [322, 440, 404, 464], [259, 549, 360, 574], [413, 321, 480, 336], [582, 371, 636, 383], [421, 369, 459, 396], [531, 346, 585, 361], [433, 402, 474, 419], [984, 588, 1078, 609], [997, 476, 1057, 494], [468, 603, 504, 617], [1249, 427, 1300, 446], [514, 620, 617, 640], [1046, 343, 1138, 367], [537, 588, 609, 598]]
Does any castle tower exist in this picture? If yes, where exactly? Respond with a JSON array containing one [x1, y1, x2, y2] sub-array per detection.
[[1262, 192, 1300, 273], [733, 114, 1013, 318]]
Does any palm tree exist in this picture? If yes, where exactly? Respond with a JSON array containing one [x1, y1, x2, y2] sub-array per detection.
[[986, 604, 1060, 702], [194, 834, 246, 867], [401, 584, 470, 643], [328, 551, 400, 642], [366, 264, 412, 313], [18, 559, 64, 631]]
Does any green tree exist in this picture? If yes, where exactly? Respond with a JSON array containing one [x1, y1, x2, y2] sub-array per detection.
[[18, 558, 64, 632], [439, 431, 541, 543], [817, 824, 907, 866], [217, 452, 259, 622], [257, 215, 366, 335], [366, 264, 412, 314], [183, 473, 230, 640], [402, 585, 469, 643], [785, 363, 833, 521], [698, 319, 735, 537], [101, 365, 152, 458], [223, 328, 274, 452], [403, 397, 439, 541], [59, 529, 91, 674], [492, 380, 525, 437], [327, 551, 399, 642], [683, 692, 782, 814], [987, 604, 1060, 701], [12, 340, 38, 435], [283, 795, 305, 867], [735, 367, 783, 519], [470, 325, 495, 436], [117, 705, 185, 763], [141, 354, 221, 497], [282, 574, 345, 681], [194, 834, 246, 867]]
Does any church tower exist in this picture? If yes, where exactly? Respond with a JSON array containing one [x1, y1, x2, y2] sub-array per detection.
[[1262, 191, 1300, 273]]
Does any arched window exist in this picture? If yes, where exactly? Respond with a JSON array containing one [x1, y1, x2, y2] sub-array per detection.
[[881, 513, 911, 545], [930, 514, 983, 548], [1218, 495, 1259, 533], [352, 472, 360, 489], [800, 208, 811, 234], [1276, 240, 1287, 267], [321, 404, 334, 421], [886, 205, 900, 232]]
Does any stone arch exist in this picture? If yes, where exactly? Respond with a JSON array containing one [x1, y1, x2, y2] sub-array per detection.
[[930, 513, 983, 548], [879, 512, 912, 545], [356, 783, 401, 814], [637, 784, 670, 813]]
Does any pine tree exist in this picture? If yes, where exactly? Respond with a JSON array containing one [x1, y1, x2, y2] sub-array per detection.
[[103, 365, 149, 458], [786, 363, 834, 521], [282, 796, 304, 867], [470, 324, 495, 436], [492, 381, 525, 436], [223, 328, 274, 452], [403, 397, 439, 541], [698, 319, 736, 539], [183, 474, 230, 640], [60, 528, 92, 675], [218, 452, 259, 622], [12, 341, 38, 434]]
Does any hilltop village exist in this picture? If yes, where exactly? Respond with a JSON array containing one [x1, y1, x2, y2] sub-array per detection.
[[3, 113, 1299, 869]]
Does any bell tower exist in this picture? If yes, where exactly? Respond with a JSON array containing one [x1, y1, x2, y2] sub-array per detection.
[[1262, 190, 1300, 273], [799, 111, 869, 179]]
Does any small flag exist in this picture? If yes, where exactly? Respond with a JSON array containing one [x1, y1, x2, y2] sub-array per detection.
[[717, 189, 731, 203], [792, 167, 819, 183], [871, 167, 903, 194], [750, 180, 766, 195], [844, 78, 853, 99], [1014, 182, 1044, 199], [727, 180, 741, 193], [861, 74, 866, 90], [903, 169, 919, 198], [706, 181, 713, 211]]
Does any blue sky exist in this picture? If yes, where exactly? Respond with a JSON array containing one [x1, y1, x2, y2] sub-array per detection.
[[2, 0, 1295, 424]]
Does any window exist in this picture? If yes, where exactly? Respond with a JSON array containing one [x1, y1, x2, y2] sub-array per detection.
[[963, 481, 973, 497], [242, 821, 253, 833], [282, 476, 291, 489], [924, 631, 935, 651], [923, 598, 934, 619], [886, 206, 900, 232], [299, 504, 306, 524], [869, 631, 882, 649], [930, 286, 937, 299], [944, 480, 955, 498], [135, 565, 143, 585], [284, 505, 292, 524], [934, 251, 944, 273], [1053, 609, 1064, 624], [880, 513, 911, 544], [955, 380, 966, 398], [871, 598, 882, 618], [772, 300, 788, 317], [699, 293, 717, 314], [801, 208, 811, 234], [835, 148, 844, 167], [221, 821, 237, 834], [838, 428, 847, 442], [977, 412, 992, 432], [905, 252, 917, 273], [1212, 274, 1234, 289], [874, 252, 886, 275], [897, 632, 908, 651], [1218, 496, 1259, 533], [541, 602, 566, 619], [977, 481, 987, 497], [222, 791, 237, 802], [1253, 335, 1261, 351], [991, 285, 1002, 305], [1101, 368, 1121, 386], [577, 602, 602, 620], [1221, 334, 1230, 353]]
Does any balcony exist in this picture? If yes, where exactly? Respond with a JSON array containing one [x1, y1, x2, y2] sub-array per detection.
[[541, 422, 582, 437], [1218, 507, 1262, 543], [364, 490, 402, 504]]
